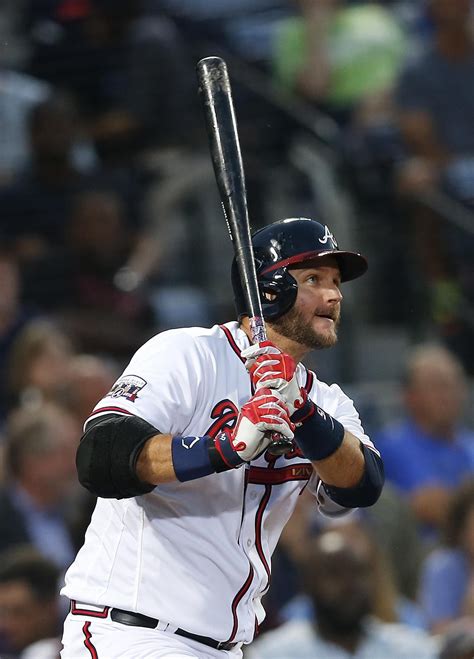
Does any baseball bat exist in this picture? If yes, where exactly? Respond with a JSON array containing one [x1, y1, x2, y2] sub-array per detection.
[[196, 55, 292, 456]]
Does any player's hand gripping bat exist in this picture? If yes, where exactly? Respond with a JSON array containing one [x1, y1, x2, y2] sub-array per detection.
[[196, 56, 292, 457]]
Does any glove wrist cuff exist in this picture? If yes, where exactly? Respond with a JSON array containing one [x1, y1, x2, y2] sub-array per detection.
[[291, 397, 313, 424], [172, 434, 243, 482], [209, 433, 244, 472]]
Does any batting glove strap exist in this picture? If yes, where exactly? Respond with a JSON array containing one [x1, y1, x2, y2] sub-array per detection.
[[209, 433, 244, 472], [171, 434, 243, 482], [292, 399, 345, 461]]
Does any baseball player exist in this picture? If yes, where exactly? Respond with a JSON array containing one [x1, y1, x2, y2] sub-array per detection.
[[60, 217, 384, 658]]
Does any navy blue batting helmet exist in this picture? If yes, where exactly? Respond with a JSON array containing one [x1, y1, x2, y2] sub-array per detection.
[[232, 217, 368, 320]]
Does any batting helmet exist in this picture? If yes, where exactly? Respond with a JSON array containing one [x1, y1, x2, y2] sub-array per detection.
[[232, 217, 368, 320]]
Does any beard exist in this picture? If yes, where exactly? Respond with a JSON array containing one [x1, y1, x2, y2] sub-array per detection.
[[270, 304, 340, 350]]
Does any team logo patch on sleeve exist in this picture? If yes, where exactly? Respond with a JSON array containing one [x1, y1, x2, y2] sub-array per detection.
[[107, 375, 147, 402]]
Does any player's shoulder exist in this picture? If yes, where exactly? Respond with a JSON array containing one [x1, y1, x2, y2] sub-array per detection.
[[133, 322, 243, 359], [305, 370, 351, 402]]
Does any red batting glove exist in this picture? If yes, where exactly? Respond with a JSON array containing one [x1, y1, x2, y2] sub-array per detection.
[[241, 341, 306, 416], [230, 388, 295, 462]]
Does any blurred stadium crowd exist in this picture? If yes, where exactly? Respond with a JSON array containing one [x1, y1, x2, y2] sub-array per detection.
[[0, 0, 474, 657]]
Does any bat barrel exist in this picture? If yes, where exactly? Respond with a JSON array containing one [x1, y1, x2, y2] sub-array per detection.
[[196, 56, 263, 327], [197, 56, 292, 457]]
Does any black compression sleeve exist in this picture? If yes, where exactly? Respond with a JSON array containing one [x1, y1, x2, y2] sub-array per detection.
[[322, 443, 384, 508], [76, 414, 159, 499]]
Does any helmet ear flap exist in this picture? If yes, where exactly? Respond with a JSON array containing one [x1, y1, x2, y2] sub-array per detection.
[[231, 261, 298, 321], [258, 268, 298, 320]]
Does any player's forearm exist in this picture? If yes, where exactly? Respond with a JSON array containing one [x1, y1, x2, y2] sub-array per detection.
[[311, 430, 365, 488], [290, 398, 383, 507], [136, 434, 176, 484]]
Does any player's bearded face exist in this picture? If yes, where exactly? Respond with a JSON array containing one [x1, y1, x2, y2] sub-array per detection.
[[271, 303, 340, 349], [271, 261, 342, 350]]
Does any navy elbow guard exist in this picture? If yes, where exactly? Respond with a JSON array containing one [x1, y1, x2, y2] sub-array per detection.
[[76, 414, 159, 499], [322, 443, 384, 508]]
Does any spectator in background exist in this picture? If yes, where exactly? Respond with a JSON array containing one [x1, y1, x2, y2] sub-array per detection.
[[0, 403, 80, 569], [28, 0, 198, 164], [7, 320, 74, 411], [267, 484, 426, 631], [272, 0, 406, 128], [0, 546, 62, 659], [376, 344, 474, 542], [58, 355, 119, 552], [61, 354, 118, 426], [438, 617, 474, 659], [0, 252, 35, 424], [396, 0, 474, 195], [0, 92, 140, 316], [394, 0, 474, 368], [0, 94, 94, 309], [419, 480, 474, 634], [0, 69, 50, 184], [247, 526, 438, 659], [59, 189, 155, 357]]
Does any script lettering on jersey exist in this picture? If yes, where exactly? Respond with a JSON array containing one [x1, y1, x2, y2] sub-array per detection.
[[107, 375, 147, 403], [206, 399, 239, 438]]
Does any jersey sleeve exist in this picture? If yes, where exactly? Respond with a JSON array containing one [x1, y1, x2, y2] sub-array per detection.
[[85, 330, 206, 436], [317, 381, 379, 455]]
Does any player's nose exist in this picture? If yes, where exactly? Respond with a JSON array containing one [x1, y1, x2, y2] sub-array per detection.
[[323, 282, 343, 305]]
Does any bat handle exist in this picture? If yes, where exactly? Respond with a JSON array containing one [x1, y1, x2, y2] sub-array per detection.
[[249, 317, 294, 456], [266, 431, 294, 457]]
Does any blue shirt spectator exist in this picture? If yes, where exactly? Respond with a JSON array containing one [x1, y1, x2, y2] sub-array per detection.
[[419, 548, 469, 630], [418, 480, 474, 634], [378, 419, 474, 493], [374, 344, 474, 539]]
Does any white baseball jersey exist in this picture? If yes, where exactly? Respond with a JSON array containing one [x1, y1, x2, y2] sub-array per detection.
[[62, 322, 378, 645]]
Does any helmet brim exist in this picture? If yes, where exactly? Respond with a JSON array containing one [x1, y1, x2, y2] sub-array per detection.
[[261, 250, 368, 282]]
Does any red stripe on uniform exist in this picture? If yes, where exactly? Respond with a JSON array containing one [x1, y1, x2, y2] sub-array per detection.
[[220, 325, 245, 362], [226, 564, 254, 643], [248, 464, 313, 485], [255, 485, 272, 583], [71, 601, 109, 618], [82, 622, 98, 659], [305, 369, 314, 393]]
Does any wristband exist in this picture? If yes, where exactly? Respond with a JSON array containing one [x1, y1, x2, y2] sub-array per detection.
[[171, 434, 243, 482], [291, 400, 344, 461]]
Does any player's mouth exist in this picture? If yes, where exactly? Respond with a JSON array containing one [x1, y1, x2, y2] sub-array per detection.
[[314, 311, 337, 323]]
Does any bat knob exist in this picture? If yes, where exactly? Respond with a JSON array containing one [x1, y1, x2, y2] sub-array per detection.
[[267, 434, 294, 457]]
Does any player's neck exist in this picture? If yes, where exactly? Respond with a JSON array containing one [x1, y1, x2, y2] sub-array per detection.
[[239, 317, 308, 363]]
